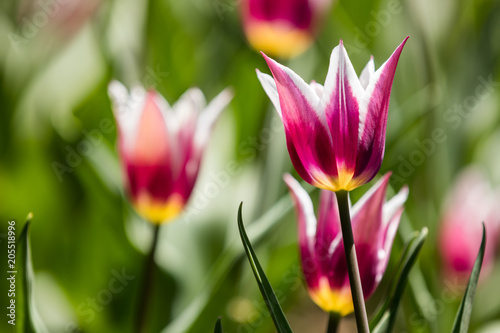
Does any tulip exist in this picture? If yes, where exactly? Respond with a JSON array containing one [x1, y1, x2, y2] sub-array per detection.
[[108, 81, 233, 224], [17, 0, 102, 40], [241, 0, 333, 58], [439, 168, 500, 283], [257, 38, 407, 192], [284, 173, 408, 315]]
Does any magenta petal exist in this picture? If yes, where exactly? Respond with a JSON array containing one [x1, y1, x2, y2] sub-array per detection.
[[325, 240, 350, 290], [283, 174, 320, 287], [285, 138, 314, 185], [315, 191, 350, 290], [263, 53, 337, 186], [322, 41, 363, 176], [315, 190, 341, 265], [126, 163, 174, 201], [352, 174, 390, 244], [247, 0, 314, 29], [354, 38, 408, 181], [351, 173, 407, 298], [351, 174, 390, 297]]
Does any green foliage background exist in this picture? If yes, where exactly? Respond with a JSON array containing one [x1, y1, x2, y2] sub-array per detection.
[[0, 0, 500, 332]]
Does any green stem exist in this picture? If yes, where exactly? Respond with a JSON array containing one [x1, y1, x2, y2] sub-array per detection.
[[135, 224, 161, 333], [336, 190, 370, 333], [327, 312, 341, 333]]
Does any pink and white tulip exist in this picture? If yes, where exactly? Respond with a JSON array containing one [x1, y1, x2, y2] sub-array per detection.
[[108, 81, 233, 224], [284, 173, 408, 315], [439, 168, 500, 282], [241, 0, 333, 58], [258, 38, 408, 192]]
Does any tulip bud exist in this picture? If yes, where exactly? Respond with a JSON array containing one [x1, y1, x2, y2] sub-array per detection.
[[285, 173, 408, 315], [108, 81, 233, 224], [439, 167, 500, 284], [257, 38, 408, 192], [241, 0, 333, 58]]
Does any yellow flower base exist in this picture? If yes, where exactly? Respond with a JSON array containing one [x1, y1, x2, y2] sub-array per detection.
[[134, 193, 184, 224], [309, 277, 354, 316], [245, 21, 313, 59]]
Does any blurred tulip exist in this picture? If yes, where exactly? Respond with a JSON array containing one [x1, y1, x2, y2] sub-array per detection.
[[284, 173, 408, 315], [257, 38, 407, 192], [241, 0, 333, 58], [16, 0, 102, 41], [439, 168, 500, 283], [108, 81, 233, 224]]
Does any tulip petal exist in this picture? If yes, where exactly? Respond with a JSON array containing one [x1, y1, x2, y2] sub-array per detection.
[[352, 174, 390, 243], [256, 69, 282, 117], [316, 190, 341, 265], [132, 92, 171, 164], [108, 81, 146, 152], [321, 41, 365, 184], [309, 81, 324, 99], [377, 186, 408, 282], [126, 163, 174, 201], [350, 174, 390, 297], [195, 87, 234, 151], [354, 37, 408, 182], [359, 56, 375, 90], [383, 185, 409, 228], [173, 88, 232, 200], [263, 53, 337, 187], [283, 174, 319, 286]]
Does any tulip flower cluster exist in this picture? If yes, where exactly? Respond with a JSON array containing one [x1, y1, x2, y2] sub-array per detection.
[[257, 37, 408, 325]]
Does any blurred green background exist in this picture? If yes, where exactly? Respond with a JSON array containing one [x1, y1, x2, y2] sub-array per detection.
[[1, 0, 500, 332]]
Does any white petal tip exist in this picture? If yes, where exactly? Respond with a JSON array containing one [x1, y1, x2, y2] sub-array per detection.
[[108, 80, 128, 99]]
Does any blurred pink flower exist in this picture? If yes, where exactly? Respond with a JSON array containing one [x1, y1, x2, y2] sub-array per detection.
[[17, 0, 102, 40], [439, 168, 500, 282], [284, 173, 408, 315], [241, 0, 333, 58], [257, 38, 407, 192], [108, 81, 232, 224]]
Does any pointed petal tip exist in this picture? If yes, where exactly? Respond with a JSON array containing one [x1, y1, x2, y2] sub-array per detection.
[[338, 39, 345, 52], [396, 36, 410, 52], [283, 173, 298, 188], [221, 86, 235, 99], [260, 51, 272, 61], [108, 79, 126, 94], [260, 52, 282, 74], [377, 172, 392, 185], [108, 79, 120, 87], [399, 184, 410, 196]]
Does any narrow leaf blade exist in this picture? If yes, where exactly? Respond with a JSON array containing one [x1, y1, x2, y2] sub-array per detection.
[[214, 317, 223, 333], [371, 227, 428, 333], [237, 203, 293, 333], [16, 214, 46, 333], [451, 223, 486, 333]]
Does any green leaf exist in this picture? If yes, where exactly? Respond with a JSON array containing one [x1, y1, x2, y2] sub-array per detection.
[[371, 227, 429, 333], [451, 223, 486, 333], [16, 213, 46, 333], [237, 203, 293, 333], [214, 317, 223, 333]]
